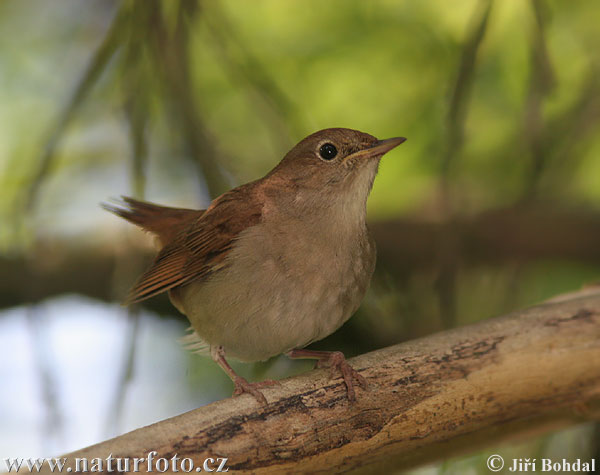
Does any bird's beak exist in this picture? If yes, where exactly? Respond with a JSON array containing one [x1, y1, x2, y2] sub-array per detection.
[[343, 137, 407, 163]]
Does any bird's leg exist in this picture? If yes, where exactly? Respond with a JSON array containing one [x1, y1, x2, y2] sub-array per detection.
[[286, 349, 367, 402], [211, 345, 278, 405]]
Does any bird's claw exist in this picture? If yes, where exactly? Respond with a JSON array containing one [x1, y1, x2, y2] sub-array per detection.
[[232, 377, 280, 405], [316, 351, 368, 402]]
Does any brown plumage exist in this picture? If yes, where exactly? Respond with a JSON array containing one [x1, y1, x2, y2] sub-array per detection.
[[104, 128, 406, 404], [103, 189, 262, 304]]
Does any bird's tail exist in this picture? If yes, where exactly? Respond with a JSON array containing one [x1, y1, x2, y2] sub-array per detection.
[[102, 196, 204, 245]]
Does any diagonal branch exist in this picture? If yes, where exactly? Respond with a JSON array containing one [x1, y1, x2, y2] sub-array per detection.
[[34, 287, 600, 474], [23, 5, 126, 212], [441, 0, 493, 180], [147, 1, 231, 198]]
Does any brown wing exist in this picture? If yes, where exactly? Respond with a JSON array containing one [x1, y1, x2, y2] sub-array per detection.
[[123, 185, 262, 305]]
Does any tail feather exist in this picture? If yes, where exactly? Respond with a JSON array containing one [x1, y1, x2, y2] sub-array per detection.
[[102, 196, 204, 246], [179, 327, 210, 355]]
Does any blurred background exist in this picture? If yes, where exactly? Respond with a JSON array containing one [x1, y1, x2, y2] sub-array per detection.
[[1, 0, 599, 472]]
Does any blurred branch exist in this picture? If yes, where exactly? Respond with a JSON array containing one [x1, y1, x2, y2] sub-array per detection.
[[147, 0, 231, 197], [204, 2, 305, 148], [488, 54, 600, 202], [21, 0, 233, 214], [436, 0, 493, 328], [104, 22, 153, 436], [501, 0, 555, 311], [441, 0, 493, 180], [104, 306, 140, 438], [373, 205, 600, 271], [4, 204, 600, 311], [122, 5, 151, 199], [35, 287, 600, 473], [25, 307, 64, 454], [520, 0, 556, 200], [541, 64, 600, 189], [23, 5, 125, 211]]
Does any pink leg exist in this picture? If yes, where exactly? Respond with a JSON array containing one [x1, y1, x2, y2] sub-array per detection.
[[286, 349, 367, 402], [211, 346, 279, 405]]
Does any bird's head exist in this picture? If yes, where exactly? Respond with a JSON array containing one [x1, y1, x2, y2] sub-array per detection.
[[267, 128, 406, 217]]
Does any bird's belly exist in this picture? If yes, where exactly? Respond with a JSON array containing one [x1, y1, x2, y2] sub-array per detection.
[[173, 228, 374, 361]]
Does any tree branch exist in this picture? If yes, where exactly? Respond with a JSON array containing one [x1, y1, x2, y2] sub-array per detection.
[[33, 287, 600, 474]]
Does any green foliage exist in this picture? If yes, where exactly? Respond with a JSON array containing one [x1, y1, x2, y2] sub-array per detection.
[[2, 0, 599, 239]]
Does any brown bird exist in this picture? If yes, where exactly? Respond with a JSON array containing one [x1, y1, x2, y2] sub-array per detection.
[[104, 128, 405, 404]]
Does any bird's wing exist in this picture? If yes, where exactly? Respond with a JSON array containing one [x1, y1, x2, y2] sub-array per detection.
[[124, 186, 262, 304]]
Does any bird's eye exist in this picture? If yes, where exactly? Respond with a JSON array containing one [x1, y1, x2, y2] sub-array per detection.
[[319, 143, 338, 161]]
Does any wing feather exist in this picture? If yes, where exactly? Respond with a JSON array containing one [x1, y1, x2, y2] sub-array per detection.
[[124, 185, 262, 304]]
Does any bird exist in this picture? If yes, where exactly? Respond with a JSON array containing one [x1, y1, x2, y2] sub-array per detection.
[[103, 128, 406, 404]]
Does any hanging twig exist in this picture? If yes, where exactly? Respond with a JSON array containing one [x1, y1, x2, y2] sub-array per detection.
[[147, 0, 230, 198], [520, 0, 556, 200], [204, 2, 306, 149], [436, 0, 493, 329], [23, 5, 126, 212]]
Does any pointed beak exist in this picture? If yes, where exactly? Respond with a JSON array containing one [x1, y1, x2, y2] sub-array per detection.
[[343, 137, 407, 163], [370, 137, 407, 155]]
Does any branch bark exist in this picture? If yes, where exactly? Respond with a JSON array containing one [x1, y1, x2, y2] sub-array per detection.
[[33, 287, 600, 474]]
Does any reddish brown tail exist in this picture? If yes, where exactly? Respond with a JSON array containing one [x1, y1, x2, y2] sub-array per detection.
[[102, 197, 204, 246]]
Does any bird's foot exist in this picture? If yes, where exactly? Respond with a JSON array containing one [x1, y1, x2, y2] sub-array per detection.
[[287, 349, 367, 402], [211, 345, 280, 405], [316, 351, 368, 402], [232, 377, 280, 405]]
